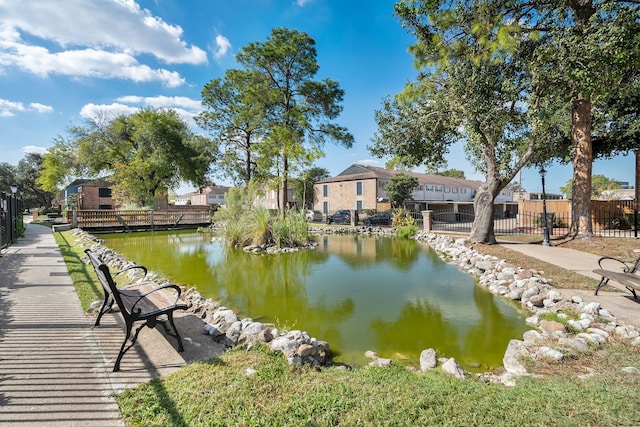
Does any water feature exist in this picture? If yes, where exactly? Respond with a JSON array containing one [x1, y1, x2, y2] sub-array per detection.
[[100, 231, 529, 371]]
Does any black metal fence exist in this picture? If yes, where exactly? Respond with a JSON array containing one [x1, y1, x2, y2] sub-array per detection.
[[1, 191, 24, 250], [427, 207, 639, 238]]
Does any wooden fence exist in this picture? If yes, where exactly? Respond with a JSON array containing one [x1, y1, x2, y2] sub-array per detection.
[[68, 207, 212, 232]]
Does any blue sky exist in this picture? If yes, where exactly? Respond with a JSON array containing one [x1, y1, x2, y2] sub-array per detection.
[[0, 0, 634, 195]]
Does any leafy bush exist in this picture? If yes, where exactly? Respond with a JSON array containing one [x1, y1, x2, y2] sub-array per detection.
[[215, 185, 310, 248], [392, 208, 419, 239]]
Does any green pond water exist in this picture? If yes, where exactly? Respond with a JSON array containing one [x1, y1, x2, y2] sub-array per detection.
[[100, 231, 529, 371]]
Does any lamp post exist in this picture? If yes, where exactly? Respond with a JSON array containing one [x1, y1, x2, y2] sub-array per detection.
[[539, 168, 551, 247], [10, 183, 18, 243]]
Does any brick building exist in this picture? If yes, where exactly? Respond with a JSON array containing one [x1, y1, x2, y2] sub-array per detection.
[[66, 178, 118, 210]]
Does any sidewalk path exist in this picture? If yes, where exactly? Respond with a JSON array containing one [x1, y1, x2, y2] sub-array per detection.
[[0, 221, 125, 426], [0, 220, 224, 426], [499, 240, 640, 329]]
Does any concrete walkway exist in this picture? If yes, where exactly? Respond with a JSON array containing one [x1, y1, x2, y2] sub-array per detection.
[[499, 240, 640, 329], [0, 220, 223, 426]]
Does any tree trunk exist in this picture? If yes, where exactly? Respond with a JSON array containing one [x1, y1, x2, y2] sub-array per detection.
[[245, 133, 252, 185], [635, 150, 640, 211], [280, 153, 289, 213], [570, 95, 593, 236], [470, 183, 499, 244]]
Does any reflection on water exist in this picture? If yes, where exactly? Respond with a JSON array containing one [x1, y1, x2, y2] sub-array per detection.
[[101, 231, 529, 371]]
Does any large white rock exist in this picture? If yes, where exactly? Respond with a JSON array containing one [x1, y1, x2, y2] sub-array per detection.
[[419, 348, 438, 371], [503, 339, 529, 375], [441, 358, 465, 378]]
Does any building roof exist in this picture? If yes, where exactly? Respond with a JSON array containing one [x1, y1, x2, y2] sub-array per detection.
[[66, 177, 113, 189], [202, 185, 231, 196], [318, 164, 485, 188]]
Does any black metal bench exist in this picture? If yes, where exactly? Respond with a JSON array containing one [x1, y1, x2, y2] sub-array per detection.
[[85, 249, 188, 372], [593, 255, 640, 300]]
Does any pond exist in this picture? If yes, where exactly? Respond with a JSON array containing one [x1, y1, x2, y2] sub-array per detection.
[[100, 231, 529, 371]]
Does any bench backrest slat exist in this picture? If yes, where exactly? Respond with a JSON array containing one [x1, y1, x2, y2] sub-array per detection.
[[85, 249, 128, 311]]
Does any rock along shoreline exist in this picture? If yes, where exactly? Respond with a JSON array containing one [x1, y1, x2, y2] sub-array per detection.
[[71, 227, 640, 386]]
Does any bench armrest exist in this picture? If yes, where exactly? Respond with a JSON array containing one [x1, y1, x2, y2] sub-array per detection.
[[630, 256, 640, 274], [597, 256, 632, 273], [120, 283, 184, 313], [113, 265, 148, 277]]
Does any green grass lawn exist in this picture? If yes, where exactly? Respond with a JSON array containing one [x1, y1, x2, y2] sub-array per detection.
[[117, 343, 640, 427]]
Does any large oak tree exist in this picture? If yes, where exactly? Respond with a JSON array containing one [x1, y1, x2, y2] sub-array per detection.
[[39, 109, 214, 207], [372, 1, 539, 243]]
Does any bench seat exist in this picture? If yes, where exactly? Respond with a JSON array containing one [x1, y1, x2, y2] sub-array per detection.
[[593, 255, 640, 300]]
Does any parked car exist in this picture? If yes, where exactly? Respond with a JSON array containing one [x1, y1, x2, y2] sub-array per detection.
[[306, 210, 323, 222], [326, 209, 351, 225], [363, 211, 391, 226]]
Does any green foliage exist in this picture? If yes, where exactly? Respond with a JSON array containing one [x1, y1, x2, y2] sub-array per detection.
[[436, 168, 466, 179], [15, 153, 56, 209], [40, 109, 215, 206], [196, 69, 269, 186], [560, 175, 622, 200], [216, 185, 310, 248], [374, 1, 540, 243], [385, 174, 418, 208], [234, 28, 354, 207], [293, 167, 330, 208]]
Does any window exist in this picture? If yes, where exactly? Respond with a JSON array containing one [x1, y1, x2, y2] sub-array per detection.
[[435, 185, 443, 192], [323, 184, 329, 197], [356, 200, 364, 211], [418, 185, 423, 191], [426, 185, 434, 191], [98, 187, 112, 198], [452, 187, 458, 193], [98, 204, 112, 210], [445, 187, 450, 193], [323, 201, 329, 214], [356, 181, 363, 195]]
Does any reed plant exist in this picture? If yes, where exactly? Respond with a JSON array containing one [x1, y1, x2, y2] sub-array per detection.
[[215, 185, 311, 248]]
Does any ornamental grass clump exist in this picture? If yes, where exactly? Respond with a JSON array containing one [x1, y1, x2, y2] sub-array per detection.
[[215, 185, 311, 248]]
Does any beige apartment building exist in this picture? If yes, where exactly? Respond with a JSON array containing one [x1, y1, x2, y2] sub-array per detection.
[[314, 164, 514, 215]]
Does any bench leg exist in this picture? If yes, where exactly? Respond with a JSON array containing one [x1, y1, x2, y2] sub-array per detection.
[[94, 296, 114, 327], [167, 312, 184, 352], [594, 277, 609, 296], [113, 320, 146, 372]]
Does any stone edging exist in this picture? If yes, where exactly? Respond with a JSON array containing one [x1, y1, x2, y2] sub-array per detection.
[[412, 230, 640, 385]]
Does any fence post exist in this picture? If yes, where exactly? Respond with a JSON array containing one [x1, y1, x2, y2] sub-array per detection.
[[421, 210, 433, 232], [150, 210, 154, 231]]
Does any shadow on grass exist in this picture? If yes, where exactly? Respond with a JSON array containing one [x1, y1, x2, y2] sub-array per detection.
[[54, 231, 103, 310]]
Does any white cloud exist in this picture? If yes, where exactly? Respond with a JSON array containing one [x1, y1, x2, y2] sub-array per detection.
[[213, 34, 231, 60], [23, 145, 48, 155], [28, 102, 54, 113], [116, 95, 202, 111], [79, 102, 140, 120], [81, 98, 201, 125], [357, 158, 382, 166], [0, 0, 207, 85], [296, 0, 313, 6], [0, 98, 25, 116], [0, 98, 54, 116]]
